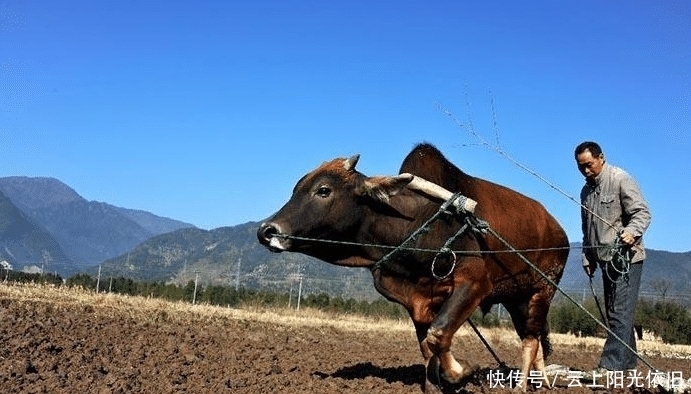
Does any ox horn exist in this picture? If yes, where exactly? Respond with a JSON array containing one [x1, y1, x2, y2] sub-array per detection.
[[403, 173, 478, 214], [343, 154, 360, 171]]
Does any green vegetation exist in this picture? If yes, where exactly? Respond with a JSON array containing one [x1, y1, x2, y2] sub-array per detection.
[[0, 269, 63, 286], [548, 298, 602, 338], [548, 297, 691, 346], [635, 299, 691, 345]]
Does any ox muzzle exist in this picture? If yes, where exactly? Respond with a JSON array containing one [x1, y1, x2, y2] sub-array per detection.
[[257, 222, 291, 252]]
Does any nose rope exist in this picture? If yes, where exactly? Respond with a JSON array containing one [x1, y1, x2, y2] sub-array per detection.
[[271, 232, 606, 256], [271, 233, 401, 251]]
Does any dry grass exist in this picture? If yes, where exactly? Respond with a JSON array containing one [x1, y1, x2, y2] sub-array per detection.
[[467, 326, 691, 360], [0, 282, 412, 333], [2, 282, 690, 360]]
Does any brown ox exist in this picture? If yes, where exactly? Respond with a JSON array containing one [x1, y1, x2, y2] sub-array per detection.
[[257, 143, 569, 392]]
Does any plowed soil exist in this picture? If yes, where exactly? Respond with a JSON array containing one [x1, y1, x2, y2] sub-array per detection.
[[1, 284, 689, 394]]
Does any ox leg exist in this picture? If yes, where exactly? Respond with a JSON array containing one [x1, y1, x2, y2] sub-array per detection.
[[520, 337, 549, 391], [415, 321, 447, 394], [423, 282, 481, 386], [416, 320, 449, 394], [415, 322, 433, 360], [507, 297, 551, 391]]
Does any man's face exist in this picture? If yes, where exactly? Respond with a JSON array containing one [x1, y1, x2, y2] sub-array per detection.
[[576, 150, 605, 180]]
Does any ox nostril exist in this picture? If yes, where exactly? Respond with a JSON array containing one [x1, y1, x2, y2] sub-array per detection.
[[258, 223, 279, 243], [258, 222, 290, 252]]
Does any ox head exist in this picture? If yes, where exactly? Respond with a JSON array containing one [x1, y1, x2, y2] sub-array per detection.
[[257, 154, 413, 264]]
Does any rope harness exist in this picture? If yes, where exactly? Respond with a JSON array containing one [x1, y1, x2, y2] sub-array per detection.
[[602, 237, 634, 284], [371, 191, 489, 280], [371, 191, 467, 275]]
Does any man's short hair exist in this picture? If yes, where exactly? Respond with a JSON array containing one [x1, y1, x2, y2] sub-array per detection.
[[575, 141, 603, 158]]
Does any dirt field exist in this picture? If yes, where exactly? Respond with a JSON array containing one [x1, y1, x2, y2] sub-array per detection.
[[1, 284, 690, 394]]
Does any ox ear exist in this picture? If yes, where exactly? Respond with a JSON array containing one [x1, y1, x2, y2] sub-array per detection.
[[360, 173, 414, 204], [343, 154, 360, 171]]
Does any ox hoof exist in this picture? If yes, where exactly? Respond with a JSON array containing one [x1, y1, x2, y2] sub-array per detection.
[[442, 359, 479, 383], [425, 356, 479, 394], [424, 356, 444, 394]]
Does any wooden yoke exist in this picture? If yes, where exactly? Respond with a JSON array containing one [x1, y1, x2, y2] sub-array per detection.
[[403, 173, 478, 214]]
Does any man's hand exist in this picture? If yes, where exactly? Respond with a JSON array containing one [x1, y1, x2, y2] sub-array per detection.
[[620, 230, 636, 245], [582, 254, 597, 277]]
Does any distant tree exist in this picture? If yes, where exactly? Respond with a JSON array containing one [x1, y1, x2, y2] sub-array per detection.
[[201, 285, 241, 307], [330, 297, 346, 313], [548, 299, 600, 337], [109, 277, 138, 295], [649, 279, 671, 302], [636, 299, 691, 345], [67, 273, 96, 289], [305, 293, 330, 309], [183, 280, 198, 303]]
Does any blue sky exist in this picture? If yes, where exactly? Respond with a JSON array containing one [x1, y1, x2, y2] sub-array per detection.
[[1, 1, 689, 252]]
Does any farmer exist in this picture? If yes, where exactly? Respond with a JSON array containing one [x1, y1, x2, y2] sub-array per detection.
[[575, 141, 652, 376]]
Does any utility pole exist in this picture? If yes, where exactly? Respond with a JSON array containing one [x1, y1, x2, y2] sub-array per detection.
[[40, 251, 51, 276], [96, 265, 101, 293], [288, 282, 293, 309], [288, 265, 302, 310], [296, 273, 303, 311], [235, 257, 241, 291], [192, 272, 199, 305]]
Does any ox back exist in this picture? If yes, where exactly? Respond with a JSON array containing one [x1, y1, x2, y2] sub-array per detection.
[[400, 143, 569, 306]]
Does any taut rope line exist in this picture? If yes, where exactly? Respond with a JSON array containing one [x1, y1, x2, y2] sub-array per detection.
[[275, 233, 604, 256], [483, 224, 657, 372], [436, 101, 620, 234], [438, 102, 634, 280]]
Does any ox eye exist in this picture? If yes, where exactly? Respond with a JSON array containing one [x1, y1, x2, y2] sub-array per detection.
[[315, 185, 331, 198]]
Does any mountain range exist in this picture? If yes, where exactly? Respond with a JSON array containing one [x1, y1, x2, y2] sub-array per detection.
[[0, 189, 72, 274], [94, 222, 381, 299], [1, 176, 689, 301], [0, 177, 194, 276], [95, 220, 691, 302]]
